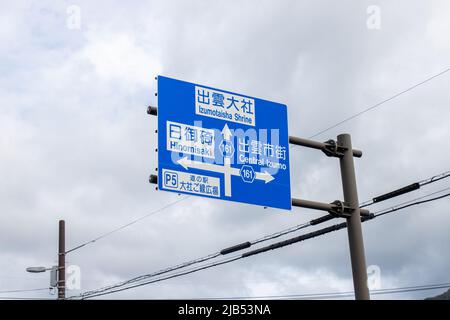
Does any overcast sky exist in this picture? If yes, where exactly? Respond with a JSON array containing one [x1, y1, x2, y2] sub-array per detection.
[[1, 0, 450, 300]]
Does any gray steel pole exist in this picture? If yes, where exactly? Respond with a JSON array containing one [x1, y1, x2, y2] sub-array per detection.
[[337, 134, 370, 300], [58, 220, 65, 300]]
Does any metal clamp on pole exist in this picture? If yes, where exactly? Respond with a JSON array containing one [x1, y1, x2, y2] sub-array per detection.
[[327, 200, 373, 219], [149, 174, 158, 184], [322, 140, 345, 158], [327, 200, 350, 218], [147, 106, 157, 116], [327, 200, 364, 218]]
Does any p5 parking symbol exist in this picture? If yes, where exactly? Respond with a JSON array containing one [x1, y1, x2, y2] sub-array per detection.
[[164, 171, 179, 189]]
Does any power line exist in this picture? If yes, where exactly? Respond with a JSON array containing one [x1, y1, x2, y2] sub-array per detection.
[[76, 219, 325, 298], [0, 287, 50, 300], [375, 186, 450, 210], [374, 191, 450, 218], [79, 255, 243, 299], [359, 170, 450, 208], [419, 170, 450, 186], [72, 215, 338, 299], [65, 196, 190, 254], [72, 187, 450, 299], [0, 288, 48, 294], [79, 251, 222, 297], [308, 68, 450, 139], [0, 297, 49, 300], [250, 221, 311, 245], [199, 282, 450, 300], [76, 189, 450, 299], [240, 189, 450, 259], [290, 283, 450, 300], [63, 169, 450, 296], [230, 190, 450, 269]]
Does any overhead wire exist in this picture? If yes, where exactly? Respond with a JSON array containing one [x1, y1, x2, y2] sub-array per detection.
[[307, 68, 450, 139], [359, 170, 450, 208], [0, 287, 48, 294], [419, 170, 450, 186], [65, 195, 190, 254], [79, 255, 243, 299], [72, 186, 450, 299], [240, 188, 450, 259], [198, 282, 450, 300], [75, 219, 323, 298], [373, 191, 450, 218], [0, 296, 49, 300]]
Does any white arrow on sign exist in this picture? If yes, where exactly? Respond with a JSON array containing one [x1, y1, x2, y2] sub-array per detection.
[[177, 156, 274, 183], [177, 157, 275, 197], [177, 156, 239, 175], [221, 123, 233, 197], [221, 123, 232, 140], [255, 170, 275, 184]]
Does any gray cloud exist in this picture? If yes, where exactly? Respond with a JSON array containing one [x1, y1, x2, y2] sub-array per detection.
[[1, 0, 450, 299]]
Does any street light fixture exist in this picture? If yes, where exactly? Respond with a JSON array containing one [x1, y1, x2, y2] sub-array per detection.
[[26, 266, 50, 273], [26, 266, 58, 296]]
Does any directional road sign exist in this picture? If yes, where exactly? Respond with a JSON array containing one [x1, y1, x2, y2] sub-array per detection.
[[157, 76, 291, 210]]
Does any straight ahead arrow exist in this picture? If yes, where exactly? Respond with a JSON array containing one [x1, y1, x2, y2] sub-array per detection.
[[221, 123, 232, 141]]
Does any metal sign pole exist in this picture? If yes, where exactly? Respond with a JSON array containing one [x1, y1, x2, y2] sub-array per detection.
[[337, 134, 370, 300]]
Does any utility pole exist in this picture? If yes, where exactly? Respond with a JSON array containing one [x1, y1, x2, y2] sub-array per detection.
[[58, 220, 65, 300], [338, 134, 370, 300]]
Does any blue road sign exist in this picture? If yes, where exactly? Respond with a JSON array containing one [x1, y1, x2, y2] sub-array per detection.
[[157, 76, 291, 210]]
